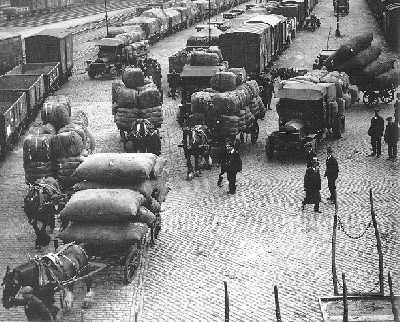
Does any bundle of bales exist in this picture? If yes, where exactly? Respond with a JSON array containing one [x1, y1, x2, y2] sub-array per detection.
[[190, 72, 265, 138], [113, 68, 163, 130], [324, 32, 400, 91], [189, 50, 221, 66], [71, 153, 169, 216]]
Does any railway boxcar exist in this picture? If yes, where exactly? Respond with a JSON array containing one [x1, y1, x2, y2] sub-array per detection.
[[0, 32, 23, 76], [0, 91, 27, 157], [383, 3, 400, 52], [141, 8, 169, 36], [281, 0, 305, 26], [24, 28, 73, 80], [0, 75, 45, 117], [7, 62, 61, 94]]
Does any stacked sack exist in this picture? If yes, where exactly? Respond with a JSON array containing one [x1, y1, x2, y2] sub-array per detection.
[[190, 72, 265, 138], [71, 153, 170, 215], [324, 32, 400, 90], [113, 68, 163, 130]]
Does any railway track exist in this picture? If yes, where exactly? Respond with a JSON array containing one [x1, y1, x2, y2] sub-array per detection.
[[0, 0, 154, 28]]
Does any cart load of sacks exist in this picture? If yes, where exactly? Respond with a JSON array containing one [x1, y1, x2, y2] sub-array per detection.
[[23, 95, 95, 188], [324, 32, 400, 89], [280, 69, 356, 124], [190, 68, 266, 137], [112, 68, 163, 130], [58, 153, 169, 246]]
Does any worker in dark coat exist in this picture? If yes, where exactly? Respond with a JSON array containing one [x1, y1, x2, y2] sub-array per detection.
[[367, 109, 384, 157], [304, 142, 316, 168], [384, 116, 399, 161], [394, 92, 400, 126], [263, 77, 274, 110], [167, 70, 180, 100], [217, 141, 242, 194], [324, 146, 339, 203], [302, 157, 322, 213]]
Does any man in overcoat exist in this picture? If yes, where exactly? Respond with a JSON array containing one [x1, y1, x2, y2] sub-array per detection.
[[304, 142, 316, 168], [217, 141, 242, 194], [368, 109, 384, 157], [324, 147, 339, 203], [302, 157, 322, 213], [384, 116, 399, 161]]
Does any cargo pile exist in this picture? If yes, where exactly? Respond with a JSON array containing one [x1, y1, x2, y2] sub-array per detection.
[[58, 153, 169, 246], [113, 68, 163, 131], [324, 32, 400, 90], [23, 95, 94, 187], [190, 70, 265, 137]]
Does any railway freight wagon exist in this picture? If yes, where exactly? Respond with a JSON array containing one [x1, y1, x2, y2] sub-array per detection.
[[0, 33, 23, 76], [0, 92, 27, 156], [382, 3, 400, 52], [219, 23, 273, 77], [24, 28, 73, 80]]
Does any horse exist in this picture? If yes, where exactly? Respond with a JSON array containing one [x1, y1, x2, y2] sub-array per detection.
[[1, 243, 92, 320], [122, 119, 161, 156], [24, 177, 67, 249], [180, 124, 212, 180]]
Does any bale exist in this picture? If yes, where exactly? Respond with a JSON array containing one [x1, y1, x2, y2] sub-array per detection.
[[244, 80, 260, 97], [115, 87, 139, 108], [135, 206, 156, 226], [144, 196, 161, 213], [41, 101, 70, 130], [151, 173, 169, 203], [45, 95, 71, 115], [57, 222, 148, 246], [28, 123, 57, 136], [191, 91, 214, 114], [122, 67, 145, 89], [343, 93, 352, 110], [137, 83, 161, 109], [60, 189, 145, 223], [210, 72, 237, 92], [337, 46, 382, 73], [363, 58, 396, 79], [228, 68, 247, 85], [212, 92, 242, 116], [190, 51, 220, 66], [73, 180, 153, 198], [23, 134, 53, 163], [206, 46, 223, 61], [58, 124, 86, 144], [74, 153, 157, 185], [24, 160, 55, 184], [50, 131, 84, 159], [107, 27, 127, 37], [348, 85, 359, 103], [112, 80, 125, 103], [374, 69, 400, 89], [70, 110, 89, 128]]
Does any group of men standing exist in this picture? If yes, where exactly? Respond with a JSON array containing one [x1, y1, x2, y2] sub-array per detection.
[[368, 94, 399, 161]]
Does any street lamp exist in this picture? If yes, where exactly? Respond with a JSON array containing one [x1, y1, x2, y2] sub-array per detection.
[[104, 0, 109, 37], [335, 0, 341, 37]]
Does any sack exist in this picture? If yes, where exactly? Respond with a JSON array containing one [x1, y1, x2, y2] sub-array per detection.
[[23, 134, 53, 163], [137, 83, 161, 109], [73, 180, 153, 198], [60, 189, 146, 223], [41, 101, 70, 130], [122, 67, 145, 89], [210, 72, 237, 92], [28, 123, 57, 135], [58, 124, 86, 145], [51, 131, 84, 159], [115, 87, 139, 108], [228, 68, 247, 85], [191, 92, 214, 114], [45, 95, 71, 115], [151, 157, 167, 179], [58, 222, 148, 246], [151, 171, 169, 203], [74, 153, 157, 185], [190, 51, 220, 66], [135, 206, 156, 226], [212, 92, 241, 116]]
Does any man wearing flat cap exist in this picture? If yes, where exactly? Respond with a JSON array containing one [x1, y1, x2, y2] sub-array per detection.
[[384, 116, 399, 161], [367, 109, 384, 157], [324, 147, 339, 203]]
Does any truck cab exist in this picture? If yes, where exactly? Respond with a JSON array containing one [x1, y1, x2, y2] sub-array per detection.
[[313, 49, 337, 70]]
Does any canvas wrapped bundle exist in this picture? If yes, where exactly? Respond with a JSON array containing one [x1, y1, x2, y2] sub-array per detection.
[[190, 51, 220, 66], [74, 153, 157, 185], [60, 189, 145, 223], [219, 115, 240, 136], [115, 86, 139, 108], [362, 58, 396, 79], [137, 83, 161, 109], [337, 46, 382, 74], [228, 68, 247, 86], [24, 161, 55, 184], [210, 72, 237, 92], [58, 123, 86, 146], [191, 91, 214, 114], [58, 222, 148, 247], [206, 46, 223, 61], [122, 67, 145, 89], [50, 131, 83, 160], [212, 92, 242, 116], [23, 134, 53, 163], [41, 101, 71, 131], [373, 69, 400, 89], [28, 123, 57, 136], [45, 95, 71, 115], [244, 80, 260, 98], [107, 27, 126, 37], [73, 180, 154, 198], [55, 155, 83, 187]]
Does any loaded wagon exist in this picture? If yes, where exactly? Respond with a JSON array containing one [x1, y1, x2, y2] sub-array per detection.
[[0, 74, 45, 119], [0, 92, 27, 157], [0, 33, 23, 76], [24, 28, 73, 81], [7, 62, 61, 94]]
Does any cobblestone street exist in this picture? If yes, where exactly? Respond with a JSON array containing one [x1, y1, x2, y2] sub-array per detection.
[[0, 0, 399, 320]]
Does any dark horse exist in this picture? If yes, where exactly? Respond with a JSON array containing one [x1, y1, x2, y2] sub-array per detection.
[[24, 177, 67, 249], [2, 243, 94, 321], [179, 124, 212, 180], [122, 119, 161, 156]]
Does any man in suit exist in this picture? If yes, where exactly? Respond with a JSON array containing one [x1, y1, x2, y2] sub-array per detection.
[[302, 157, 322, 213], [324, 146, 339, 204], [218, 141, 242, 194], [384, 116, 399, 161], [367, 109, 384, 157]]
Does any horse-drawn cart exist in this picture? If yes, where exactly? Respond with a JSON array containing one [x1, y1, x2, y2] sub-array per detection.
[[360, 83, 396, 106]]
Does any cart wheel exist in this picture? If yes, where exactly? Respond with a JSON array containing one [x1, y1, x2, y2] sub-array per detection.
[[123, 244, 141, 285], [251, 122, 259, 144], [266, 137, 274, 159]]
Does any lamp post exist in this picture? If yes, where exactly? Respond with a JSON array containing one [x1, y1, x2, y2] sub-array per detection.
[[208, 0, 211, 47], [335, 0, 341, 37], [104, 0, 109, 37]]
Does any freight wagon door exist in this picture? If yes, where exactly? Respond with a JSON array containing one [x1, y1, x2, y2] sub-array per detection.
[[65, 34, 73, 75]]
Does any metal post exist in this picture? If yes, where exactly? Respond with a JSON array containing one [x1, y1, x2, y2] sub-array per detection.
[[208, 0, 211, 47], [274, 286, 282, 322], [332, 209, 339, 295], [342, 273, 348, 322], [335, 1, 341, 37], [370, 188, 384, 296], [224, 281, 229, 322], [388, 272, 400, 322], [104, 0, 109, 37]]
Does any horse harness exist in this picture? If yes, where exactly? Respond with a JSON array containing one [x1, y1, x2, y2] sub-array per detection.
[[33, 182, 63, 213]]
